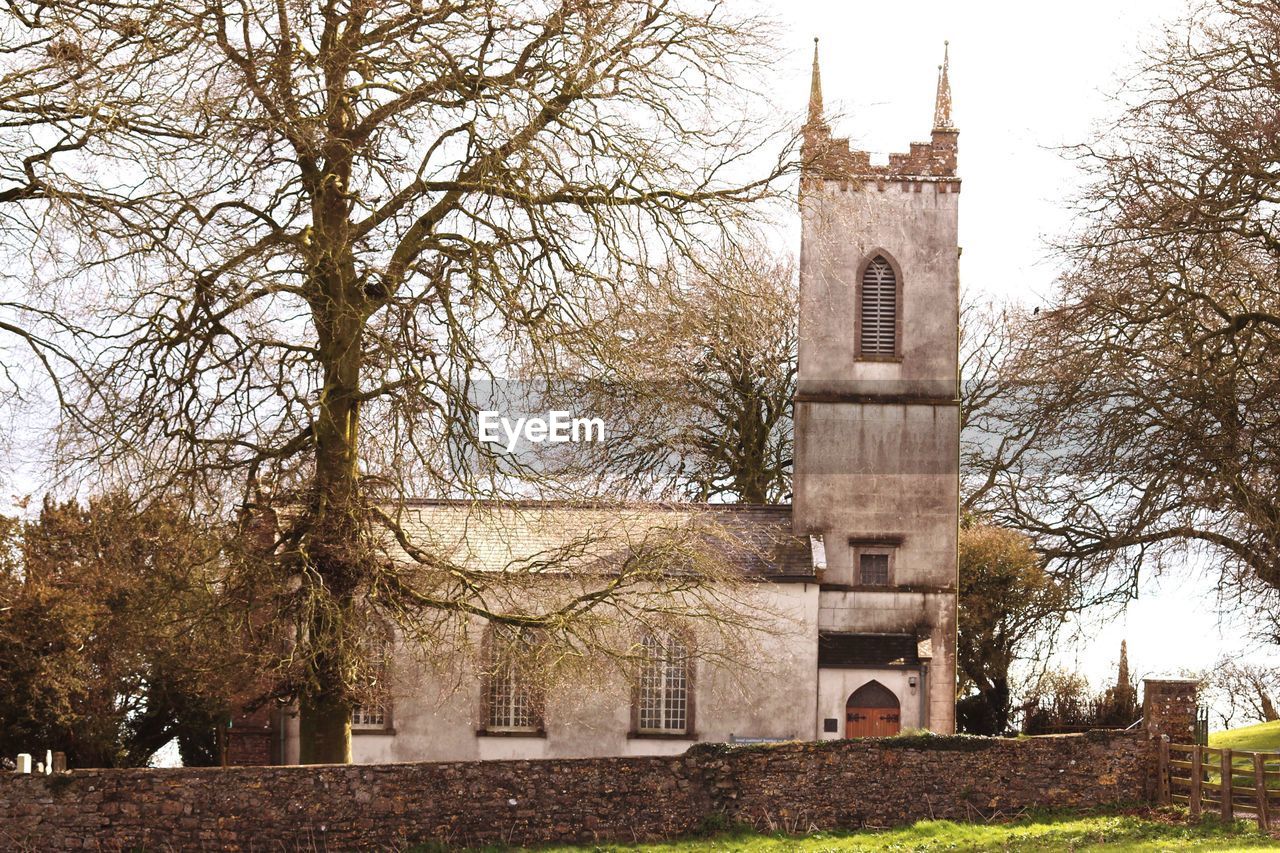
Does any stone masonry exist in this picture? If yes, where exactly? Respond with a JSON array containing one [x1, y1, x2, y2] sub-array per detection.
[[0, 731, 1155, 851], [1142, 677, 1201, 745]]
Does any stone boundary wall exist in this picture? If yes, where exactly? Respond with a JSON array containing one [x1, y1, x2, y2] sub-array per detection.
[[706, 731, 1152, 829], [0, 731, 1152, 851]]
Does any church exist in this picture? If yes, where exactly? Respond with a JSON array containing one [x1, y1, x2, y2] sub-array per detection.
[[252, 42, 960, 765]]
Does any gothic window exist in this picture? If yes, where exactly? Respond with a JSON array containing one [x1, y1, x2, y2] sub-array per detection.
[[636, 631, 691, 735], [483, 626, 543, 733], [860, 255, 898, 357]]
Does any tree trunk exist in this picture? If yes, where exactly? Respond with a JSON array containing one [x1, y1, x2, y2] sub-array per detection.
[[300, 688, 354, 765], [1257, 684, 1279, 722], [988, 677, 1011, 734], [298, 260, 366, 763]]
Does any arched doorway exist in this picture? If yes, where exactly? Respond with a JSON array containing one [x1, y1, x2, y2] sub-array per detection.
[[845, 680, 901, 737]]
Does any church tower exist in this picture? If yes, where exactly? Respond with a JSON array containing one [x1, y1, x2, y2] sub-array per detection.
[[794, 42, 959, 734]]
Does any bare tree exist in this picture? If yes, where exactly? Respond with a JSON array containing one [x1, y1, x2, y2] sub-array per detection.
[[1210, 659, 1280, 727], [1, 1, 795, 762], [959, 299, 1058, 516], [0, 5, 121, 409], [961, 0, 1280, 623], [540, 243, 796, 503]]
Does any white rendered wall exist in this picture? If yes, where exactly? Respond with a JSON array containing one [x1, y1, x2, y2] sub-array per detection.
[[338, 582, 821, 764]]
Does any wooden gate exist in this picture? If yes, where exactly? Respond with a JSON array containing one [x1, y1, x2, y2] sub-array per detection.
[[1160, 742, 1278, 830]]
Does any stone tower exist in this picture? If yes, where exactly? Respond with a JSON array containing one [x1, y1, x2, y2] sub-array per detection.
[[793, 41, 960, 733]]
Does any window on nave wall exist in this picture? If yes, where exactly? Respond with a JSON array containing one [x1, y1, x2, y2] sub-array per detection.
[[351, 702, 387, 729], [351, 627, 392, 731], [482, 625, 544, 734], [636, 631, 691, 735]]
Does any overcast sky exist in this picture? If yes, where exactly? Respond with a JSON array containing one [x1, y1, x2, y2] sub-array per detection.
[[776, 0, 1273, 704]]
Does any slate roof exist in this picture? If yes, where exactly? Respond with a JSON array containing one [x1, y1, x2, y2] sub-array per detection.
[[817, 632, 922, 667], [385, 500, 815, 582]]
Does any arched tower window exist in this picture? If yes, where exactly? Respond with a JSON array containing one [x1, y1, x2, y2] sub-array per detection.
[[860, 255, 898, 357]]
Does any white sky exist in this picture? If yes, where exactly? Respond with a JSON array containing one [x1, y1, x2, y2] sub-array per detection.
[[780, 0, 1181, 307], [780, 0, 1275, 707]]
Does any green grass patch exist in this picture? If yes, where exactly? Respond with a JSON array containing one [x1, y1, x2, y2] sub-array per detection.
[[437, 809, 1276, 852], [1206, 720, 1280, 790], [1211, 720, 1280, 752]]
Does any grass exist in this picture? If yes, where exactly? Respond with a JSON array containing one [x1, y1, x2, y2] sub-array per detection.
[[431, 810, 1277, 852], [1211, 720, 1280, 753], [1206, 720, 1280, 791]]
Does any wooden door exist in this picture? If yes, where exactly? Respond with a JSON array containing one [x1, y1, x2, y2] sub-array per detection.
[[845, 707, 901, 737], [845, 680, 901, 738]]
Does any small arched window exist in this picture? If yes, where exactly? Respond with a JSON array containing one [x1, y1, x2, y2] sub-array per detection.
[[860, 256, 898, 357]]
